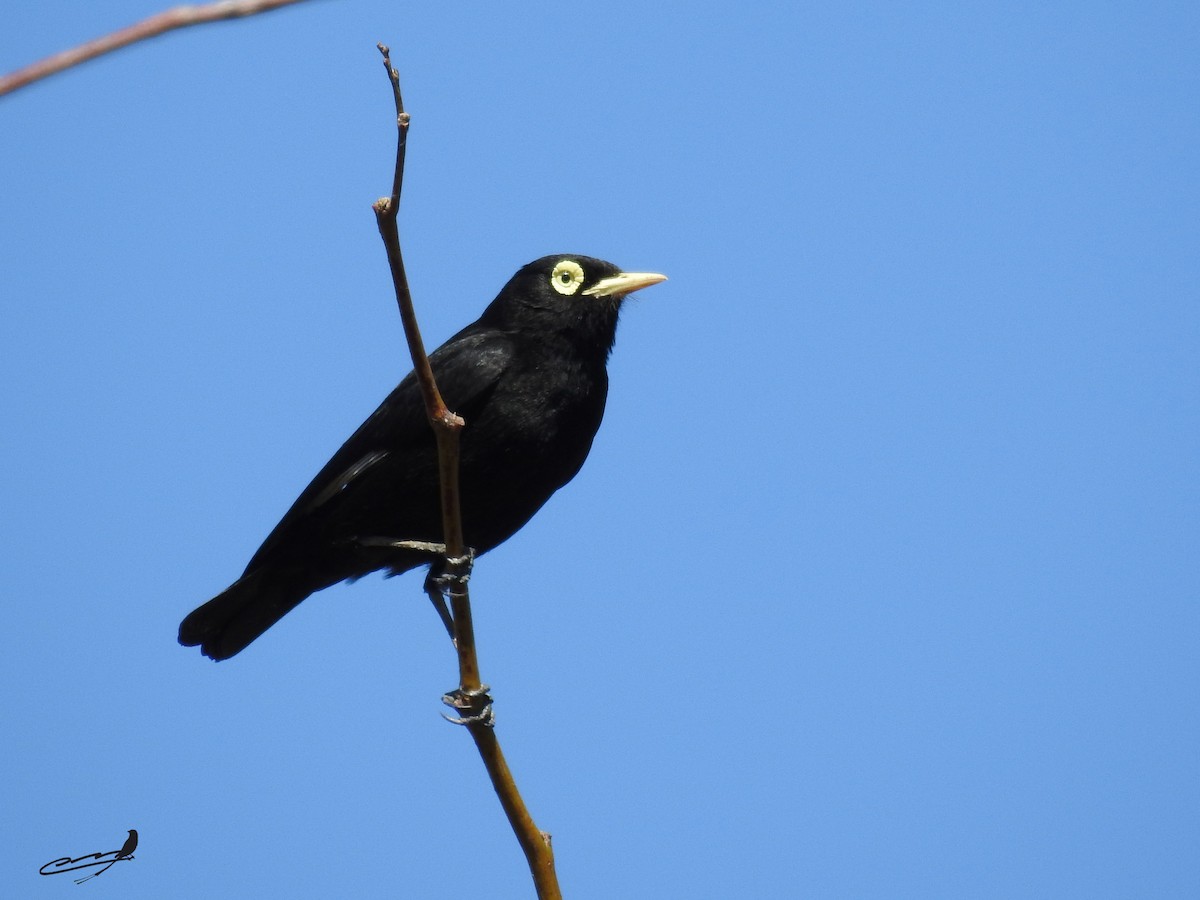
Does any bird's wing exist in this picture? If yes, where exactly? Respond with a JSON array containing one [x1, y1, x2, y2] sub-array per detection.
[[244, 327, 514, 570]]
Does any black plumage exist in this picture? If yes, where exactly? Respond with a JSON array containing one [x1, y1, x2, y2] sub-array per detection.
[[178, 255, 665, 660]]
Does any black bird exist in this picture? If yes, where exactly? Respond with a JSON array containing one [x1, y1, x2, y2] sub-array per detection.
[[116, 830, 138, 859], [179, 255, 665, 660]]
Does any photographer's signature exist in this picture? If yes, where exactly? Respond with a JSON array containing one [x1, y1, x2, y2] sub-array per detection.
[[40, 829, 137, 884]]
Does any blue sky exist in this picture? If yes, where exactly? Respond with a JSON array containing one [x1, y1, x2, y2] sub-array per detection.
[[2, 2, 1197, 897]]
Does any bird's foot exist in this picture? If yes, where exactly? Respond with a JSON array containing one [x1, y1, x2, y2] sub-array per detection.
[[431, 549, 476, 591], [353, 536, 475, 580], [353, 537, 475, 641], [441, 684, 494, 727], [423, 550, 476, 641]]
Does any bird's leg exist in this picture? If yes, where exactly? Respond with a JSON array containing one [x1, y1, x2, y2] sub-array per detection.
[[423, 567, 456, 641], [442, 683, 495, 727], [356, 537, 448, 556], [352, 536, 465, 640], [351, 536, 475, 644]]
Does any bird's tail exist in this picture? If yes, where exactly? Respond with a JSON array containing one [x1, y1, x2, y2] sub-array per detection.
[[178, 570, 306, 661]]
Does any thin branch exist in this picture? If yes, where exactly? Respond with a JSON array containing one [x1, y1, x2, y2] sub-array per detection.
[[369, 49, 458, 433], [371, 45, 561, 900], [0, 0, 311, 98], [469, 728, 561, 897]]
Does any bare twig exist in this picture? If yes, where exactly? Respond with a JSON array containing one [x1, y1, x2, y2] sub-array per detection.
[[371, 45, 561, 900], [0, 0, 311, 97]]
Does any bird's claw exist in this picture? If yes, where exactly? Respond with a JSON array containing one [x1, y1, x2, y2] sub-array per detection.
[[431, 548, 476, 592], [441, 684, 494, 727], [422, 548, 476, 640]]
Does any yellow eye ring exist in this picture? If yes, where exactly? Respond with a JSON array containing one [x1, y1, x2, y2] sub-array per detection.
[[550, 260, 585, 296]]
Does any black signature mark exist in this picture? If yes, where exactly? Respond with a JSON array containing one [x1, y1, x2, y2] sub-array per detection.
[[40, 829, 137, 884]]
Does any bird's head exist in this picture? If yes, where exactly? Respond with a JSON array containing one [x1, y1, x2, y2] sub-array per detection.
[[482, 255, 666, 356]]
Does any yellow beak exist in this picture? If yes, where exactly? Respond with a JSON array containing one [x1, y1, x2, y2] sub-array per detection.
[[583, 271, 668, 298]]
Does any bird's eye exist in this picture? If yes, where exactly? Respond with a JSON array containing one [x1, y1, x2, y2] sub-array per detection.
[[550, 260, 585, 296]]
